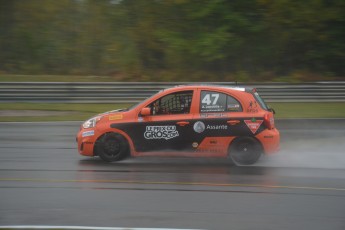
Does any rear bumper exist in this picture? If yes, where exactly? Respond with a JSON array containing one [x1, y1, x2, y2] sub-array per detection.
[[256, 128, 280, 155]]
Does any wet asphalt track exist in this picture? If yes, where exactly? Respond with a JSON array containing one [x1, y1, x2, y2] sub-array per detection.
[[0, 119, 345, 230]]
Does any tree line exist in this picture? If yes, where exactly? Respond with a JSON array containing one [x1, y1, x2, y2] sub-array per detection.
[[0, 0, 344, 81]]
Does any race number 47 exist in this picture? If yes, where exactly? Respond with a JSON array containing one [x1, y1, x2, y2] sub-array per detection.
[[202, 94, 219, 105]]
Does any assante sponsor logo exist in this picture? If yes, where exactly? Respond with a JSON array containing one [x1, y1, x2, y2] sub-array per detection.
[[194, 121, 228, 132], [144, 126, 179, 140], [193, 121, 228, 133], [193, 121, 206, 133], [206, 124, 227, 130]]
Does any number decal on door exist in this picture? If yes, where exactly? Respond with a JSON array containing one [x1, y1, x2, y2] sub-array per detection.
[[202, 94, 219, 105], [200, 91, 227, 112]]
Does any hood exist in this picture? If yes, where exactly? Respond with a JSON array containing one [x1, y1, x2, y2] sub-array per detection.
[[98, 108, 128, 116]]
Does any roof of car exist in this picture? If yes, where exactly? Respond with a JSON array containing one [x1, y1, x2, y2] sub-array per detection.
[[171, 84, 252, 92]]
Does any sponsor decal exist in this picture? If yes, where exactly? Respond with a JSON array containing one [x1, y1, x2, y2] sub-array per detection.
[[138, 117, 143, 122], [193, 121, 205, 133], [206, 124, 227, 130], [192, 142, 199, 148], [194, 121, 228, 132], [144, 126, 179, 140], [210, 140, 217, 144], [82, 130, 94, 137], [247, 101, 259, 113], [83, 141, 94, 144], [227, 104, 240, 109], [200, 113, 226, 118], [109, 114, 123, 120], [244, 118, 263, 134], [195, 149, 223, 153], [264, 135, 274, 138], [227, 104, 241, 111]]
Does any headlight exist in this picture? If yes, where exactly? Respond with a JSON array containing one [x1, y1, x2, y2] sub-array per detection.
[[83, 116, 101, 129]]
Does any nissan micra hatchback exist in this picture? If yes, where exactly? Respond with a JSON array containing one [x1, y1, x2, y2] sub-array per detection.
[[76, 85, 280, 165]]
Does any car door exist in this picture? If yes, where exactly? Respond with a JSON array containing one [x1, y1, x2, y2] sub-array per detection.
[[192, 90, 248, 141], [115, 90, 197, 153]]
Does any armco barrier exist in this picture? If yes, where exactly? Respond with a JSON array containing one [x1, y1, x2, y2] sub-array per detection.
[[0, 82, 344, 103]]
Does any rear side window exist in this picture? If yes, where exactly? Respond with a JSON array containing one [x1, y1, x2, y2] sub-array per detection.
[[200, 91, 242, 113], [227, 95, 242, 112], [253, 92, 268, 110]]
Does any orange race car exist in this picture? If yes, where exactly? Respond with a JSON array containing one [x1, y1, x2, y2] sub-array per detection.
[[76, 85, 280, 165]]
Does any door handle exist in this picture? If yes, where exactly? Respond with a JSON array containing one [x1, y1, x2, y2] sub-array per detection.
[[227, 120, 240, 125], [176, 121, 190, 126]]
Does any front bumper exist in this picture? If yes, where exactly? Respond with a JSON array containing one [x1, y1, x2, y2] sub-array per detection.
[[76, 129, 97, 156]]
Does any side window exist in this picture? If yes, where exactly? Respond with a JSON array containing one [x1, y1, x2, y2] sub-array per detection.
[[200, 91, 242, 113], [200, 91, 226, 112], [149, 91, 193, 115], [227, 95, 243, 112]]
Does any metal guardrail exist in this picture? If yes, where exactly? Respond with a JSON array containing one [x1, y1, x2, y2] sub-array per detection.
[[0, 82, 345, 103]]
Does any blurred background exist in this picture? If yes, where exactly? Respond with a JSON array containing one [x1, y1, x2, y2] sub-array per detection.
[[0, 0, 344, 121], [0, 0, 344, 82]]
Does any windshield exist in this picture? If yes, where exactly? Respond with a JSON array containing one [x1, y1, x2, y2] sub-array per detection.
[[127, 90, 163, 110]]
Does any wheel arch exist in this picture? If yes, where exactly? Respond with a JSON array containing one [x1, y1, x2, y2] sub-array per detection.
[[93, 130, 134, 156], [228, 136, 264, 154], [227, 136, 264, 165]]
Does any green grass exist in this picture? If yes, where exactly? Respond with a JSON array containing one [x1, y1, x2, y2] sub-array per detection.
[[0, 102, 344, 122], [0, 103, 131, 122], [268, 102, 345, 119], [0, 103, 131, 113]]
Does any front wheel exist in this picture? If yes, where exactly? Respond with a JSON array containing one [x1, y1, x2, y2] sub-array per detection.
[[229, 137, 262, 165], [95, 133, 129, 162]]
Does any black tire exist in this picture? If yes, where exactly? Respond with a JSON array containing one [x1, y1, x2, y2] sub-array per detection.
[[229, 137, 262, 165], [95, 133, 129, 162]]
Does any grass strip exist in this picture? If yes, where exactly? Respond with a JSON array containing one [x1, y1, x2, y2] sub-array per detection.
[[268, 102, 345, 119], [0, 102, 344, 122]]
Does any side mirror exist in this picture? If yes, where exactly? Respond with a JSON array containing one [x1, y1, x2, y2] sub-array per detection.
[[140, 107, 151, 116]]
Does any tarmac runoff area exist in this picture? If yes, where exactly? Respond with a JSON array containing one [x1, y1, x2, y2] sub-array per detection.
[[0, 119, 344, 230]]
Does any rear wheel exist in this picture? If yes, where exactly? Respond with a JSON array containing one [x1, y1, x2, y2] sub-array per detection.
[[95, 133, 129, 162], [229, 137, 262, 165]]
